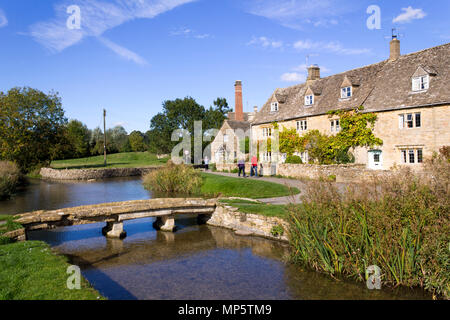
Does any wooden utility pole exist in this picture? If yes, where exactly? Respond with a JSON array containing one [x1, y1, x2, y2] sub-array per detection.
[[103, 109, 107, 166]]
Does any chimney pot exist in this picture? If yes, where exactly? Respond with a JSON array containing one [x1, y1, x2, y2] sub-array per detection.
[[389, 38, 401, 61], [307, 65, 320, 81]]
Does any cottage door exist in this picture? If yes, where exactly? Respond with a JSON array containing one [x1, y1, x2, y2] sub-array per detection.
[[368, 150, 383, 170]]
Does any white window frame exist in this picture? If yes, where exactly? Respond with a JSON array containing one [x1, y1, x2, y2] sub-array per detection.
[[304, 95, 314, 106], [341, 86, 352, 99], [412, 75, 429, 92], [223, 134, 229, 143], [271, 102, 279, 112], [399, 112, 421, 129], [300, 151, 309, 163], [262, 152, 272, 162], [297, 120, 308, 132], [262, 127, 272, 137], [330, 119, 341, 132], [401, 148, 423, 164]]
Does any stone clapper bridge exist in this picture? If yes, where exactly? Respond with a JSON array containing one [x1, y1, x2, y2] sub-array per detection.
[[15, 199, 218, 239]]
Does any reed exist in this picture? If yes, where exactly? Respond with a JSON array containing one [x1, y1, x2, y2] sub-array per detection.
[[0, 161, 20, 200], [288, 151, 449, 299]]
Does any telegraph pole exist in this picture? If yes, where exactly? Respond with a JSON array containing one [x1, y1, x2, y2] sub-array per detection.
[[103, 109, 107, 166]]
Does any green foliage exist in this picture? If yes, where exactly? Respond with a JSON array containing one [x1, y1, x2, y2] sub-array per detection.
[[279, 128, 302, 156], [271, 225, 285, 237], [0, 161, 21, 200], [298, 130, 336, 164], [239, 137, 250, 154], [66, 120, 90, 158], [288, 153, 449, 299], [285, 155, 303, 164], [147, 97, 231, 155], [0, 87, 67, 172], [143, 161, 202, 195], [129, 131, 147, 152]]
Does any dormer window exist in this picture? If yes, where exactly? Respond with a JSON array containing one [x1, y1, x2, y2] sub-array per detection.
[[341, 86, 352, 99], [271, 102, 279, 112], [412, 75, 429, 91], [304, 95, 314, 106]]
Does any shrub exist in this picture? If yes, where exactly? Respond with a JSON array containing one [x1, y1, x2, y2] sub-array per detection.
[[285, 155, 303, 164], [288, 152, 449, 299], [0, 161, 20, 200], [142, 161, 202, 195], [271, 225, 284, 237]]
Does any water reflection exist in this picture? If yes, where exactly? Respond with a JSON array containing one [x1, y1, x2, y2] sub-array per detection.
[[0, 177, 152, 215], [29, 217, 431, 300]]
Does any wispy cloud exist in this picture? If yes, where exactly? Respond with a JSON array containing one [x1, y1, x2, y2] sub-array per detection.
[[98, 37, 148, 65], [29, 0, 196, 64], [244, 0, 357, 29], [0, 9, 8, 28], [170, 27, 211, 39], [293, 39, 370, 55], [393, 7, 426, 24], [247, 36, 283, 49], [281, 72, 305, 82]]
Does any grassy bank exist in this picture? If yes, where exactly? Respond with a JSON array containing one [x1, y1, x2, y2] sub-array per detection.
[[51, 152, 168, 169], [0, 241, 103, 300], [219, 199, 290, 219], [288, 154, 449, 299], [200, 173, 299, 199]]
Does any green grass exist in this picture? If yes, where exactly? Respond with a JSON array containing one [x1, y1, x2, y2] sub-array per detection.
[[200, 173, 299, 199], [0, 215, 23, 244], [51, 152, 168, 170], [0, 241, 104, 300], [219, 199, 292, 219]]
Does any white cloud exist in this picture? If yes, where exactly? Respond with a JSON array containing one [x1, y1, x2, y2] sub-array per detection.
[[245, 0, 356, 29], [170, 27, 211, 39], [29, 0, 196, 64], [98, 37, 148, 65], [293, 39, 370, 55], [247, 36, 283, 49], [393, 7, 426, 24], [0, 9, 8, 28], [281, 72, 306, 82]]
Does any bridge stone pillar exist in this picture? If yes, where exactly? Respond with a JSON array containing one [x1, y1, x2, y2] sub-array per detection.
[[102, 221, 127, 239], [153, 215, 176, 232]]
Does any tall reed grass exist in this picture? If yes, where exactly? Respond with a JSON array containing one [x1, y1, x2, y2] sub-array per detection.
[[288, 151, 449, 299], [0, 161, 20, 200], [143, 161, 202, 195]]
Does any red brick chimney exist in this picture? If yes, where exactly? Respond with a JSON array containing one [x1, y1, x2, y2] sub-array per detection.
[[234, 80, 244, 121]]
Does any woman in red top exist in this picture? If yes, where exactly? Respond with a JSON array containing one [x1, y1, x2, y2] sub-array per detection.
[[251, 156, 258, 177]]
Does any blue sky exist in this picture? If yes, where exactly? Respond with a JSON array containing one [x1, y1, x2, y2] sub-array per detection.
[[0, 0, 448, 132]]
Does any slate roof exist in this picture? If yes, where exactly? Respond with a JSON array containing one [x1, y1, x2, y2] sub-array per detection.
[[253, 43, 450, 125], [224, 120, 251, 131]]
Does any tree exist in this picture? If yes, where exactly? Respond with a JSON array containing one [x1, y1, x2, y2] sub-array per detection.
[[204, 98, 232, 130], [0, 87, 67, 172], [129, 131, 147, 152], [107, 125, 130, 153], [66, 120, 90, 158]]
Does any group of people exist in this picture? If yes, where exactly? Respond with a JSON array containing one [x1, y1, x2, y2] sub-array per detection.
[[237, 156, 260, 178]]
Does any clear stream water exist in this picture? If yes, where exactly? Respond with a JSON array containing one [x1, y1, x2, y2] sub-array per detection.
[[1, 177, 431, 300]]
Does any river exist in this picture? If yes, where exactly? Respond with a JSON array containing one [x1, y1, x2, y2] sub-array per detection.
[[1, 177, 431, 300]]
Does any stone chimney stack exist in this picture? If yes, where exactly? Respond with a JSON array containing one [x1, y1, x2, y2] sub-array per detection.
[[307, 65, 321, 81], [253, 106, 258, 113], [235, 80, 244, 121], [389, 36, 401, 61]]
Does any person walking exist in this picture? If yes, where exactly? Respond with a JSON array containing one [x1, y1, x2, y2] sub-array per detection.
[[237, 158, 246, 177], [250, 155, 258, 177]]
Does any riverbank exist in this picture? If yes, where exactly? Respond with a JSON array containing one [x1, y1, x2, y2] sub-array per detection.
[[40, 166, 159, 181], [0, 241, 104, 300], [51, 152, 168, 170]]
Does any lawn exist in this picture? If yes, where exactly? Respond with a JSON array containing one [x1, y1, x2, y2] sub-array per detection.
[[51, 152, 168, 169], [200, 173, 299, 199], [0, 241, 103, 300], [219, 199, 296, 219]]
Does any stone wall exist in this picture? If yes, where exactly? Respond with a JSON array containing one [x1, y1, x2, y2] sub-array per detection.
[[40, 167, 160, 181], [277, 163, 392, 183], [207, 205, 289, 242]]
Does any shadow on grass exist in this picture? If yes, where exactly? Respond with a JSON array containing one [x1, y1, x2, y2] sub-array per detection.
[[51, 163, 131, 170]]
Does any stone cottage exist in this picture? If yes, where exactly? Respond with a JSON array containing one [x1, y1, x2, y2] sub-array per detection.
[[251, 38, 450, 170], [211, 81, 256, 163]]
